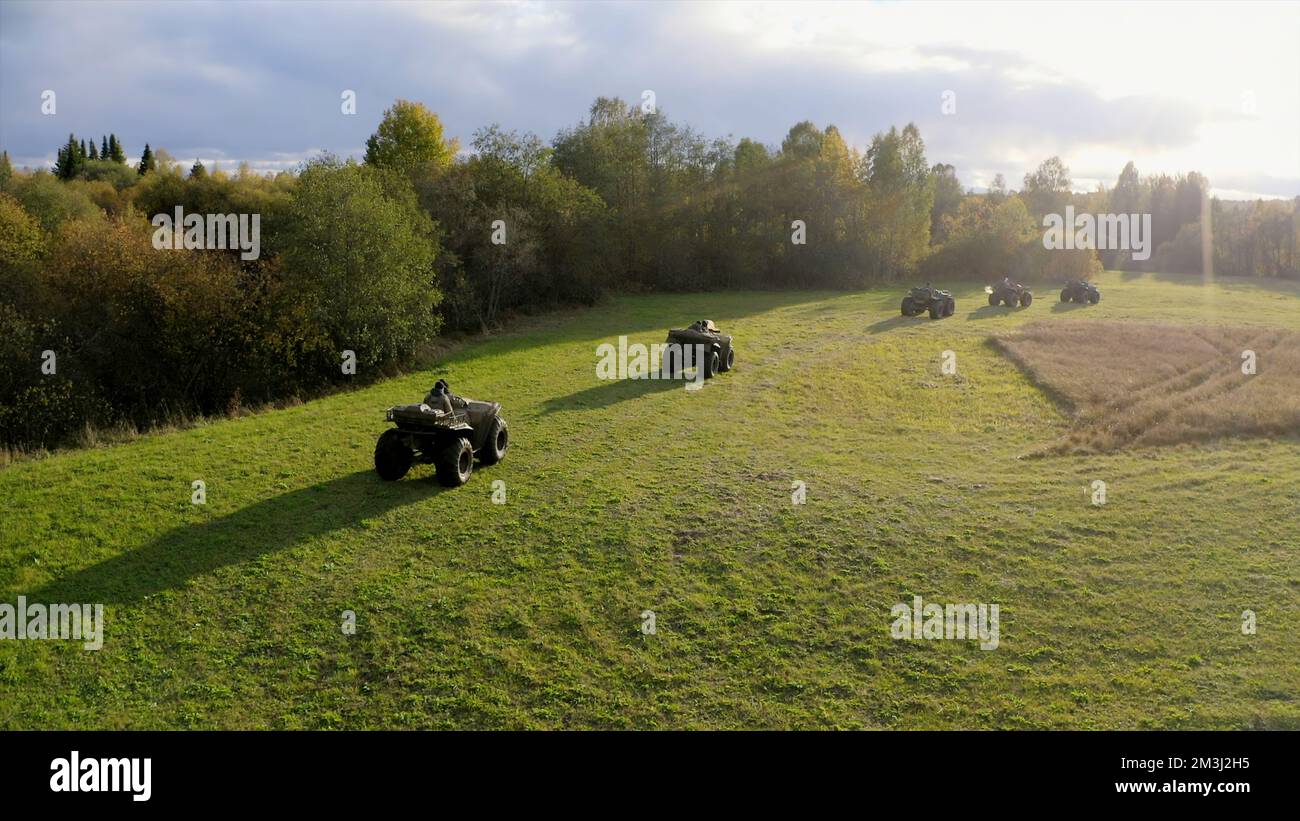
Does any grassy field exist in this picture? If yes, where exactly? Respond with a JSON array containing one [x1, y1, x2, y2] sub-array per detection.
[[2, 270, 1298, 729]]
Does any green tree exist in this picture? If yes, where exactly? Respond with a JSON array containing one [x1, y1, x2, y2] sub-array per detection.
[[137, 143, 156, 176], [863, 123, 934, 279], [922, 195, 1036, 281], [80, 159, 139, 191], [1102, 161, 1145, 266], [1110, 162, 1142, 213], [12, 170, 101, 233], [1021, 156, 1071, 219], [363, 99, 458, 180], [54, 134, 84, 180], [929, 163, 963, 244], [989, 173, 1008, 203], [190, 159, 207, 179], [283, 156, 441, 368], [430, 125, 605, 328], [0, 192, 45, 271]]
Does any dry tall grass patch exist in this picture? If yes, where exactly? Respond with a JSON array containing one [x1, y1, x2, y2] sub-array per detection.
[[993, 321, 1300, 452]]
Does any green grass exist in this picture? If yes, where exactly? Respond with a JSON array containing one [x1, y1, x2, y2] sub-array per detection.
[[2, 270, 1298, 729]]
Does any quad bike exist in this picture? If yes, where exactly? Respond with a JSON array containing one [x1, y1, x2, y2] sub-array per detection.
[[901, 284, 955, 319], [662, 319, 735, 378], [374, 379, 508, 486], [986, 278, 1033, 307], [1060, 279, 1101, 304]]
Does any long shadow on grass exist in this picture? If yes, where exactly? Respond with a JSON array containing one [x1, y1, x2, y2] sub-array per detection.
[[966, 304, 1023, 320], [30, 470, 436, 605], [540, 376, 682, 414], [866, 315, 922, 334], [1050, 300, 1094, 314]]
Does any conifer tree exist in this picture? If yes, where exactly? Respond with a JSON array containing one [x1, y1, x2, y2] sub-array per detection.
[[54, 133, 82, 179], [137, 143, 155, 175]]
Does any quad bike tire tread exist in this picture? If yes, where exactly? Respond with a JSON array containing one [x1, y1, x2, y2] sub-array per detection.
[[479, 417, 509, 465], [374, 429, 414, 481], [435, 436, 475, 487]]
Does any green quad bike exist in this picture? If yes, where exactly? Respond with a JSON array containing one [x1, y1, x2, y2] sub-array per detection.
[[662, 319, 735, 379], [1060, 279, 1101, 304], [986, 277, 1033, 307], [901, 284, 955, 319], [374, 380, 508, 486]]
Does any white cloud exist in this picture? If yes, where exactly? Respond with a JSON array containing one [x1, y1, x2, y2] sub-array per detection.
[[2, 0, 1296, 198]]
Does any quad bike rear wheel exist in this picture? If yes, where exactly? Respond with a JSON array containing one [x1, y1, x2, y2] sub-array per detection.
[[374, 429, 414, 481], [662, 347, 679, 378], [480, 417, 509, 465], [435, 436, 474, 487], [703, 349, 720, 378]]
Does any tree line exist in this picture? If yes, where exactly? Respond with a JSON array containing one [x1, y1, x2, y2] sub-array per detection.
[[1, 98, 1296, 451]]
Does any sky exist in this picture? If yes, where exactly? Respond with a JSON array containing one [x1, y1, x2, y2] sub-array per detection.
[[2, 0, 1298, 199]]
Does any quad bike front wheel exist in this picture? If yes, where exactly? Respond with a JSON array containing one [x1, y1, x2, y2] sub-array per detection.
[[719, 347, 735, 372], [479, 416, 509, 465], [374, 429, 414, 481], [1020, 292, 1033, 307], [1060, 289, 1070, 302], [988, 292, 999, 307], [435, 437, 474, 487], [1089, 291, 1100, 304], [901, 297, 916, 316]]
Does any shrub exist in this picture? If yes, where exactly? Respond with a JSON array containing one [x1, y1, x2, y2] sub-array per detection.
[[282, 156, 441, 369]]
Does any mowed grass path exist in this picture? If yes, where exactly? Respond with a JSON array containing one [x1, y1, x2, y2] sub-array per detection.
[[2, 271, 1298, 729]]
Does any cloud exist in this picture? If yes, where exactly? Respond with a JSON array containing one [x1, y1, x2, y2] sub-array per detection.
[[2, 0, 1296, 197]]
